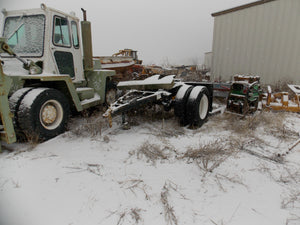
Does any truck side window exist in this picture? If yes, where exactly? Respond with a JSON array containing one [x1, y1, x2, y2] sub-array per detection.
[[53, 16, 71, 47], [71, 21, 79, 48], [7, 24, 25, 48]]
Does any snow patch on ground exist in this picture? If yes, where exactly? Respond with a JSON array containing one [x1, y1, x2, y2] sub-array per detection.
[[0, 112, 300, 225]]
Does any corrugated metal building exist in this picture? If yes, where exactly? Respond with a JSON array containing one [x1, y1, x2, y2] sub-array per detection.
[[211, 0, 300, 84], [204, 52, 212, 71]]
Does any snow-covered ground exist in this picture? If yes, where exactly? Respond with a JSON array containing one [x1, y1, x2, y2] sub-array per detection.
[[0, 110, 300, 225]]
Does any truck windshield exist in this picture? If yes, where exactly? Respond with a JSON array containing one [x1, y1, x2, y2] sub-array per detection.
[[2, 14, 45, 57]]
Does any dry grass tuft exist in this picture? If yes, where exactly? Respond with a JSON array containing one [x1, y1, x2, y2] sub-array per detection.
[[64, 163, 103, 176], [255, 111, 298, 140], [281, 191, 300, 209], [134, 141, 173, 164], [113, 207, 143, 225], [181, 139, 235, 173], [155, 121, 185, 138], [213, 111, 298, 142], [161, 182, 178, 225], [69, 116, 105, 138], [129, 208, 143, 224], [119, 179, 151, 200], [278, 167, 300, 185], [23, 132, 40, 150]]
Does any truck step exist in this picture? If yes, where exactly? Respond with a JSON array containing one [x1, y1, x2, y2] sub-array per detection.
[[80, 93, 101, 110], [76, 87, 95, 101]]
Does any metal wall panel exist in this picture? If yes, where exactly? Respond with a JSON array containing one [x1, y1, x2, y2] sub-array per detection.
[[204, 52, 212, 70], [211, 0, 300, 84]]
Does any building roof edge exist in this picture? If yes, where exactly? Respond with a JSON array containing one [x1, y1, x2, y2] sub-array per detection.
[[211, 0, 277, 17]]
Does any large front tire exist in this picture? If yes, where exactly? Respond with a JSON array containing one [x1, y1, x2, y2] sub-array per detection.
[[17, 88, 70, 140]]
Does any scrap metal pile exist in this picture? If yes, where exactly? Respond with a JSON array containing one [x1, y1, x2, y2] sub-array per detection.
[[226, 75, 300, 115]]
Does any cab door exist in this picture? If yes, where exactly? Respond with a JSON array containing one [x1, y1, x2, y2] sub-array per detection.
[[51, 15, 84, 81]]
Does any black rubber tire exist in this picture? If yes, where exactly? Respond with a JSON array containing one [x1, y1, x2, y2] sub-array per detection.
[[174, 84, 193, 125], [9, 87, 34, 129], [186, 86, 210, 127], [17, 88, 70, 140]]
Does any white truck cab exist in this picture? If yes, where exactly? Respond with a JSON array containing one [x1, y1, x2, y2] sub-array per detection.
[[2, 4, 85, 82]]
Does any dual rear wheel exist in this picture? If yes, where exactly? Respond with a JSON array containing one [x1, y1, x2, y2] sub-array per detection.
[[174, 84, 210, 127]]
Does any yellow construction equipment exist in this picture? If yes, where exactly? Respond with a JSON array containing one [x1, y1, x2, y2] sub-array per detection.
[[262, 85, 300, 112]]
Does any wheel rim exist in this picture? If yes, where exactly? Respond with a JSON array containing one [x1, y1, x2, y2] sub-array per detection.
[[39, 100, 63, 130], [199, 94, 209, 120]]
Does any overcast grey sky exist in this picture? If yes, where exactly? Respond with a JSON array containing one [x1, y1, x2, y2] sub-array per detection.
[[0, 0, 254, 65]]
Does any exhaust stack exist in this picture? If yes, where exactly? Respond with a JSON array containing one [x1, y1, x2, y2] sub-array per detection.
[[81, 8, 93, 70]]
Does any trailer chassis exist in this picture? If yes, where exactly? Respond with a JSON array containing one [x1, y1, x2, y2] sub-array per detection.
[[103, 75, 213, 128]]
